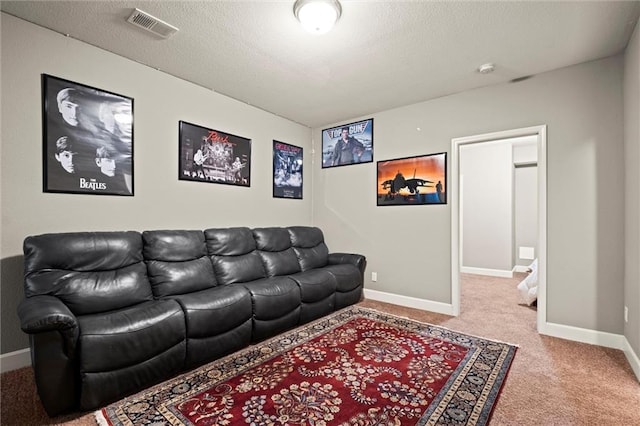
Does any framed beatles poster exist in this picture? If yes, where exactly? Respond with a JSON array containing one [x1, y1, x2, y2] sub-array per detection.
[[42, 74, 134, 196], [178, 121, 251, 187], [321, 118, 373, 168], [377, 152, 447, 206], [273, 140, 303, 199]]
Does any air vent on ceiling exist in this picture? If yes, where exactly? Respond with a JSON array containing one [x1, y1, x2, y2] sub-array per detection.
[[127, 8, 179, 39]]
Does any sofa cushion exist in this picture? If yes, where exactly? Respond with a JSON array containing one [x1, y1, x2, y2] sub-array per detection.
[[23, 232, 152, 315], [171, 285, 253, 367], [253, 227, 291, 251], [323, 264, 363, 293], [171, 285, 252, 338], [324, 264, 364, 309], [242, 277, 300, 320], [242, 277, 301, 342], [287, 226, 324, 248], [288, 269, 337, 303], [80, 342, 185, 411], [288, 269, 337, 325], [146, 258, 216, 298], [204, 227, 256, 256], [143, 230, 207, 261], [143, 230, 216, 297], [287, 227, 329, 271], [24, 231, 143, 275], [253, 227, 300, 276], [211, 252, 265, 284], [205, 227, 266, 284], [77, 299, 185, 373]]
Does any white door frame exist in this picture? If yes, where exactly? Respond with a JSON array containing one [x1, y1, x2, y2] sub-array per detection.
[[451, 125, 547, 332]]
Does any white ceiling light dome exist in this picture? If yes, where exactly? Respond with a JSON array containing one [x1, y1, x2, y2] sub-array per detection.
[[293, 0, 342, 35]]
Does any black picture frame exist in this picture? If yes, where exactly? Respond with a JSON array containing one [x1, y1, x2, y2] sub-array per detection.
[[321, 118, 373, 168], [42, 74, 134, 196], [273, 140, 303, 199], [377, 152, 447, 206], [178, 121, 251, 187]]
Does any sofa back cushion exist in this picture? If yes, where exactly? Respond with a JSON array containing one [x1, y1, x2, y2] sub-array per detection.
[[143, 230, 216, 297], [287, 227, 329, 271], [205, 227, 266, 284], [253, 227, 301, 277], [23, 231, 152, 315]]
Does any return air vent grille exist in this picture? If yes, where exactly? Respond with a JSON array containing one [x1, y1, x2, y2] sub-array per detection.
[[127, 8, 179, 39]]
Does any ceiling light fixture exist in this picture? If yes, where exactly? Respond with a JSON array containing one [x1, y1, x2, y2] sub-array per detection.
[[293, 0, 342, 35]]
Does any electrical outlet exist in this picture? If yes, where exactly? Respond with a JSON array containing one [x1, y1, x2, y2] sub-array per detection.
[[371, 272, 377, 282], [624, 306, 628, 323]]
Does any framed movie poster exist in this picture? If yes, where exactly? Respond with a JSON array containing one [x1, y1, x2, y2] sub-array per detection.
[[321, 118, 373, 168], [42, 74, 134, 196], [178, 121, 251, 187], [377, 152, 447, 206], [273, 141, 303, 199]]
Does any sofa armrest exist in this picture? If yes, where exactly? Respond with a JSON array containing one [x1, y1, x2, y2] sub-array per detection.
[[18, 295, 79, 355], [328, 253, 367, 274]]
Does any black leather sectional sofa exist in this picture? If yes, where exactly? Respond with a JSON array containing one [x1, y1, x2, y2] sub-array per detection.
[[17, 226, 365, 416]]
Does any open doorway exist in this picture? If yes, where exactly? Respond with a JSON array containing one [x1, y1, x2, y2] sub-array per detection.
[[451, 125, 547, 332]]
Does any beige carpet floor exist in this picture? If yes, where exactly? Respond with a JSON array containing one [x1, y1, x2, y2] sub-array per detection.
[[2, 273, 639, 425]]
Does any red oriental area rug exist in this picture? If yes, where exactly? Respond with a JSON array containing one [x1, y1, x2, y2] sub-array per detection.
[[96, 307, 517, 426]]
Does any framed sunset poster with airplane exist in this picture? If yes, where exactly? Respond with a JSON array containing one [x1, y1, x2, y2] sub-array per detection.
[[377, 152, 447, 206], [178, 121, 251, 187]]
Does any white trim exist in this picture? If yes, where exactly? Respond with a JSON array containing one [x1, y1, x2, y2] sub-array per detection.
[[539, 324, 640, 383], [0, 348, 31, 373], [623, 338, 640, 382], [364, 289, 455, 316], [540, 322, 625, 349], [460, 266, 513, 278], [451, 141, 461, 316], [512, 265, 529, 273], [451, 125, 547, 331], [536, 126, 548, 332]]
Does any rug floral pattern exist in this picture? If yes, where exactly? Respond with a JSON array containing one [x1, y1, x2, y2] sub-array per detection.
[[96, 307, 517, 426]]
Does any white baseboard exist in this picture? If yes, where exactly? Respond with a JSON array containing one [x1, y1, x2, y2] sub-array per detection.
[[0, 348, 31, 373], [363, 289, 454, 316], [521, 321, 640, 382], [460, 266, 513, 278], [540, 321, 627, 350], [623, 338, 640, 383], [512, 265, 529, 273]]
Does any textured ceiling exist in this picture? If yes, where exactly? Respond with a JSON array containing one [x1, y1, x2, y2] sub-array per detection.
[[2, 1, 639, 128]]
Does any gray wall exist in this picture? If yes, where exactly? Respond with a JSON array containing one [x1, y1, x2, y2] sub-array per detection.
[[624, 18, 640, 358], [313, 55, 626, 334], [0, 14, 312, 354], [460, 140, 513, 272]]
